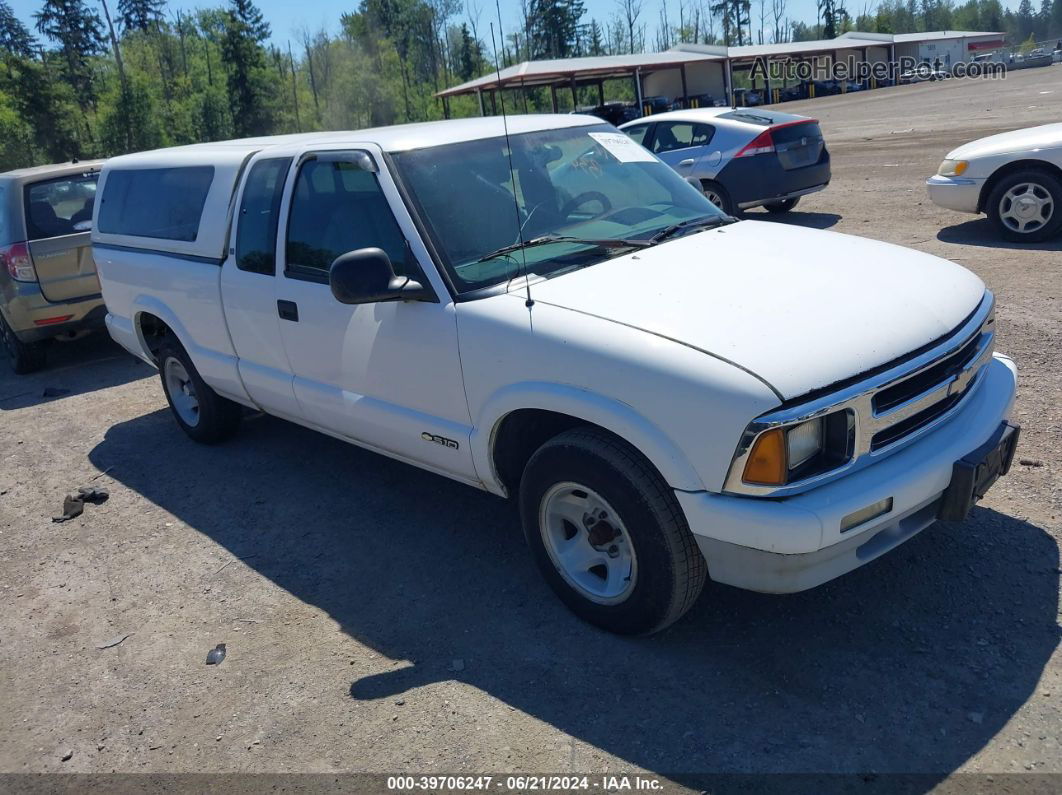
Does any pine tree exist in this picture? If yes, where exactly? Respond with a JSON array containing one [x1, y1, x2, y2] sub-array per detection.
[[34, 0, 106, 106], [455, 23, 477, 80], [587, 18, 605, 54], [528, 0, 586, 59], [0, 0, 35, 56], [221, 0, 273, 137], [117, 0, 165, 33]]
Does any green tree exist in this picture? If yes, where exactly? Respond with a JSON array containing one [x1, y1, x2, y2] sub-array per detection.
[[117, 0, 165, 33], [220, 0, 274, 136], [0, 1, 35, 56], [528, 0, 586, 58], [34, 0, 106, 106]]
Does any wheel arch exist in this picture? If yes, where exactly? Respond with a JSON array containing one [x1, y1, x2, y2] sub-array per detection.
[[475, 383, 706, 498], [978, 158, 1062, 213]]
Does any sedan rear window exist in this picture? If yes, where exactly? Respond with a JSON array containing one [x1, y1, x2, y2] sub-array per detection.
[[98, 166, 214, 242], [24, 173, 99, 240]]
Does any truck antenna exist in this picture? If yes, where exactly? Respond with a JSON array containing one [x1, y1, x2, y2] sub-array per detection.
[[489, 22, 533, 311]]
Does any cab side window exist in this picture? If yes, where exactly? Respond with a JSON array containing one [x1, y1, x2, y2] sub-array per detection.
[[651, 122, 714, 154], [624, 124, 651, 146], [285, 157, 408, 279], [236, 157, 291, 275]]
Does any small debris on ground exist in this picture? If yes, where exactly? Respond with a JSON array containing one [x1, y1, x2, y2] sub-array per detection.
[[60, 749, 73, 762], [96, 633, 132, 650], [1018, 458, 1043, 467], [205, 643, 227, 665], [52, 487, 109, 523]]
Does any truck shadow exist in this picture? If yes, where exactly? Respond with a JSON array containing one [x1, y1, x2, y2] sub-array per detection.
[[0, 333, 151, 411], [937, 219, 1062, 251], [746, 210, 842, 230], [89, 409, 1059, 781]]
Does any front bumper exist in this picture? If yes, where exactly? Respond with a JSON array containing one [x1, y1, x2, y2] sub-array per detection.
[[677, 354, 1017, 593], [1, 282, 106, 343], [926, 174, 984, 214]]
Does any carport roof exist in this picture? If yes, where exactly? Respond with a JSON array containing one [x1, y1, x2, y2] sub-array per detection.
[[435, 50, 727, 98], [675, 37, 886, 61]]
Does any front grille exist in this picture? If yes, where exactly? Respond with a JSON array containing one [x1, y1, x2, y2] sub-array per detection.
[[873, 331, 982, 414], [870, 392, 963, 451]]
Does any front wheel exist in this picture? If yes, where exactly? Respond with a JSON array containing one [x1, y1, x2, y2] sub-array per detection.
[[986, 169, 1062, 242], [764, 197, 800, 214], [158, 335, 242, 443], [700, 180, 734, 215], [519, 428, 707, 635]]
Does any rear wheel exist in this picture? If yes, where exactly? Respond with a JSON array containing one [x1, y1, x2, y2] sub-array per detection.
[[519, 427, 707, 635], [986, 169, 1062, 242], [158, 335, 241, 443], [764, 197, 800, 214], [700, 180, 734, 215], [0, 312, 47, 374]]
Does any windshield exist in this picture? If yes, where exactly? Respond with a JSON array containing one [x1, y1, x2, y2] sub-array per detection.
[[391, 123, 727, 294]]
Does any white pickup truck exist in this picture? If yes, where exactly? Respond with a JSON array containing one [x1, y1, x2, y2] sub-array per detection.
[[93, 115, 1019, 635]]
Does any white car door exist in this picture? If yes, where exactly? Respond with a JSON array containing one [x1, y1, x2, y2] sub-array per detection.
[[219, 152, 304, 421], [271, 144, 479, 483]]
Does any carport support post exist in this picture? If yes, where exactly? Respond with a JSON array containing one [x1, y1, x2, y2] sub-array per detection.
[[680, 64, 689, 108], [550, 84, 558, 113], [477, 88, 485, 116], [570, 77, 578, 109], [597, 81, 604, 106], [634, 67, 643, 113], [724, 60, 734, 107], [490, 90, 498, 115], [442, 95, 450, 119]]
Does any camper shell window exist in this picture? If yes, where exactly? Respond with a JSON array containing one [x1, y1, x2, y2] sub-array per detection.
[[98, 166, 215, 242]]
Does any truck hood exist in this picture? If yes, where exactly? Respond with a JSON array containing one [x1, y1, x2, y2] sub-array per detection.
[[523, 220, 985, 400], [947, 123, 1062, 160]]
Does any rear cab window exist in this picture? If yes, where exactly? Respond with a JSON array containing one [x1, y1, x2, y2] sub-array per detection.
[[236, 158, 292, 275], [98, 167, 214, 242], [24, 172, 99, 240]]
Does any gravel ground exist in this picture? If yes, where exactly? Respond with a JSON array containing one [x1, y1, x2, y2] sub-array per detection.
[[0, 66, 1059, 789]]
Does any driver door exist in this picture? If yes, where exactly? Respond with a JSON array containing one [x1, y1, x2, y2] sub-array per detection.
[[271, 145, 478, 482], [648, 121, 715, 177]]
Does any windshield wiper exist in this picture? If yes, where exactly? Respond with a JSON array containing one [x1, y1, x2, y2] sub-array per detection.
[[476, 235, 650, 263], [649, 215, 734, 244]]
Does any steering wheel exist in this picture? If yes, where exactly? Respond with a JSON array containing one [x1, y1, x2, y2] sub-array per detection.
[[560, 191, 612, 220]]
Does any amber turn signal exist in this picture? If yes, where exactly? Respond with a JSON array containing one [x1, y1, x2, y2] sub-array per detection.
[[742, 428, 787, 485]]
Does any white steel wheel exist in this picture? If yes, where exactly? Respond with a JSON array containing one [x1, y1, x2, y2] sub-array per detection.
[[997, 182, 1054, 235], [538, 481, 638, 605], [163, 356, 200, 427]]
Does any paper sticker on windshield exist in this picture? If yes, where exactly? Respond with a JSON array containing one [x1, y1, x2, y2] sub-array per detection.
[[588, 132, 656, 163]]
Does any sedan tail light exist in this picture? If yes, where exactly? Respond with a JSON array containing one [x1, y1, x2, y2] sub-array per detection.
[[735, 130, 775, 158], [1, 242, 36, 282]]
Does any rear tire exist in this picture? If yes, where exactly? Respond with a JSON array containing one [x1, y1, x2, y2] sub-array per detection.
[[700, 180, 735, 215], [764, 197, 800, 214], [0, 312, 47, 374], [985, 169, 1062, 243], [518, 427, 707, 635], [158, 335, 241, 443]]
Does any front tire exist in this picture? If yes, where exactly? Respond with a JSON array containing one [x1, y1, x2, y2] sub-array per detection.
[[519, 428, 707, 635], [158, 335, 241, 443], [986, 169, 1062, 242], [764, 197, 800, 214], [0, 312, 47, 374]]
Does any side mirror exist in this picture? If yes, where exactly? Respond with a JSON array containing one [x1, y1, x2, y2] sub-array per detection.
[[329, 247, 433, 305]]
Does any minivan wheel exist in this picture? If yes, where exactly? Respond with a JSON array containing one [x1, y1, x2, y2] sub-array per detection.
[[0, 312, 47, 374], [986, 169, 1062, 242], [519, 428, 707, 635], [764, 197, 800, 214], [158, 336, 241, 443], [700, 180, 734, 215]]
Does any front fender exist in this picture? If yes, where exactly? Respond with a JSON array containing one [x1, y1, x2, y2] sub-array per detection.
[[471, 380, 707, 496]]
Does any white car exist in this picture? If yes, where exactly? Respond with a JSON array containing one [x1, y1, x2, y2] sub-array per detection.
[[927, 123, 1062, 241], [93, 116, 1019, 635]]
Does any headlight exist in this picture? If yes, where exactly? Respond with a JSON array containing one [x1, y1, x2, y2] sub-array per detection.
[[937, 159, 969, 177], [741, 410, 853, 486]]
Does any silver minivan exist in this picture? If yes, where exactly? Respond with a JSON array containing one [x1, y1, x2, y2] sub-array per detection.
[[0, 160, 105, 373]]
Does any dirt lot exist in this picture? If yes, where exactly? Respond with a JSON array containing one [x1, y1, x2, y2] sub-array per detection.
[[1, 66, 1059, 788]]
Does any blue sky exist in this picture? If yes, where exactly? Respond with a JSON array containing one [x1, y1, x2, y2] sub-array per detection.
[[9, 0, 1018, 49]]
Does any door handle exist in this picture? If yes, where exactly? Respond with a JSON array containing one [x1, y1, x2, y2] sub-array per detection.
[[678, 158, 695, 167], [277, 300, 299, 322]]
